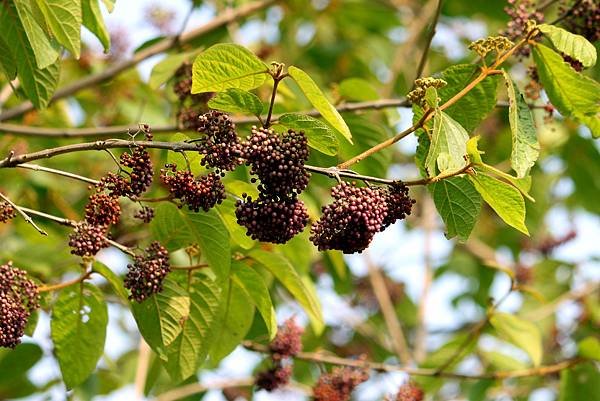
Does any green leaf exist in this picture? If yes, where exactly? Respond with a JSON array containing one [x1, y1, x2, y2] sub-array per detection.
[[538, 24, 597, 67], [533, 44, 600, 136], [191, 43, 269, 93], [93, 261, 128, 300], [36, 0, 82, 58], [0, 37, 17, 79], [149, 50, 201, 89], [578, 337, 600, 361], [490, 312, 542, 366], [338, 77, 379, 101], [430, 176, 481, 241], [82, 0, 110, 52], [231, 260, 277, 339], [502, 72, 539, 178], [51, 284, 108, 389], [278, 113, 339, 156], [164, 275, 221, 383], [208, 88, 263, 116], [131, 279, 190, 357], [425, 110, 469, 176], [0, 343, 43, 383], [469, 172, 529, 235], [559, 363, 600, 401], [151, 203, 231, 280], [209, 277, 255, 363], [0, 3, 60, 108], [288, 66, 352, 143], [215, 199, 256, 250], [248, 249, 323, 330], [479, 350, 528, 371], [12, 0, 59, 68]]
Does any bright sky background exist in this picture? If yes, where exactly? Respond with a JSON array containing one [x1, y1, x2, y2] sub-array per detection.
[[19, 1, 600, 401]]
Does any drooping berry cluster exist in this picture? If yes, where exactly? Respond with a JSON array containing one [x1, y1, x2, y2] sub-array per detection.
[[84, 193, 121, 227], [0, 201, 16, 223], [407, 77, 447, 108], [503, 0, 544, 57], [310, 182, 414, 254], [134, 206, 155, 223], [255, 317, 304, 392], [97, 145, 153, 199], [235, 194, 309, 244], [0, 262, 40, 348], [560, 0, 600, 43], [195, 111, 243, 172], [243, 126, 311, 196], [395, 382, 424, 401], [124, 241, 170, 302], [68, 222, 110, 257], [312, 367, 370, 401], [160, 165, 226, 212]]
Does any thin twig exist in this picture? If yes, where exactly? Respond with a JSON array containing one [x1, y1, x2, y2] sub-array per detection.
[[16, 163, 100, 185], [523, 282, 599, 321], [413, 0, 444, 83], [38, 270, 93, 293], [0, 192, 47, 235], [243, 341, 585, 380], [0, 0, 277, 122], [365, 252, 413, 365]]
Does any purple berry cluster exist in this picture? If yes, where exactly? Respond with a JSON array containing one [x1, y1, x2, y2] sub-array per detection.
[[134, 206, 155, 223], [196, 111, 243, 173], [235, 194, 309, 244], [84, 193, 121, 227], [68, 222, 109, 257], [502, 0, 544, 57], [160, 165, 226, 212], [0, 201, 16, 223], [313, 366, 370, 401], [560, 0, 600, 43], [255, 317, 304, 392], [0, 262, 40, 348], [310, 182, 414, 254], [395, 382, 424, 401], [124, 241, 170, 303]]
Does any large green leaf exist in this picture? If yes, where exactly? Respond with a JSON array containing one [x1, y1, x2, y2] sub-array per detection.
[[164, 276, 221, 383], [338, 77, 379, 101], [0, 37, 17, 79], [13, 0, 59, 68], [502, 72, 539, 178], [248, 249, 323, 332], [131, 279, 190, 356], [51, 284, 108, 389], [490, 312, 542, 366], [151, 203, 231, 280], [191, 43, 269, 93], [533, 44, 600, 137], [0, 343, 42, 384], [430, 176, 481, 241], [208, 88, 264, 116], [36, 0, 82, 58], [149, 51, 200, 89], [0, 3, 60, 108], [577, 337, 600, 361], [425, 110, 469, 176], [278, 113, 339, 156], [82, 0, 110, 52], [538, 24, 597, 67], [231, 260, 277, 339], [558, 363, 600, 401], [469, 172, 529, 235], [209, 277, 255, 363], [288, 66, 352, 143]]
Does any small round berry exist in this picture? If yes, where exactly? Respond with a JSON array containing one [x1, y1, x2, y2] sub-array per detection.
[[124, 241, 170, 303], [270, 317, 304, 360], [313, 367, 369, 401], [0, 201, 16, 223], [84, 193, 121, 227], [255, 365, 292, 392], [134, 206, 155, 223], [395, 382, 424, 401], [160, 165, 226, 212], [68, 223, 109, 257], [195, 111, 243, 172]]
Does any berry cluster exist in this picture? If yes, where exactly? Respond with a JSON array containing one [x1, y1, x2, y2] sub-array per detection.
[[313, 367, 369, 401], [468, 36, 514, 58], [195, 111, 243, 172], [235, 194, 309, 244], [561, 53, 584, 72], [97, 146, 153, 198], [134, 206, 155, 223], [310, 182, 414, 254], [395, 382, 424, 401], [173, 62, 193, 100], [0, 262, 40, 348], [84, 193, 121, 227], [124, 241, 170, 302], [68, 222, 109, 257], [243, 126, 310, 196], [503, 0, 543, 57], [255, 317, 304, 392], [407, 77, 447, 108], [560, 0, 600, 43], [160, 165, 226, 212], [0, 201, 16, 223]]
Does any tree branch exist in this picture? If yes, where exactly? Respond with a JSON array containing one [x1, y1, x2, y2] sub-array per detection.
[[0, 192, 47, 235], [0, 0, 277, 122], [16, 163, 100, 185], [38, 270, 93, 293]]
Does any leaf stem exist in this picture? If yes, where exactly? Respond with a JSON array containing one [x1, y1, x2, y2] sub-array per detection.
[[38, 270, 93, 293], [16, 163, 100, 185]]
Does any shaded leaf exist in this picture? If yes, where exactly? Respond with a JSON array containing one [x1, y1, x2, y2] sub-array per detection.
[[149, 51, 200, 89], [12, 0, 59, 68], [93, 261, 128, 301], [208, 88, 263, 116], [430, 176, 481, 241], [278, 113, 339, 156], [490, 312, 542, 366], [425, 110, 469, 176], [82, 0, 110, 52], [558, 362, 600, 401], [36, 0, 82, 58], [538, 24, 596, 67]]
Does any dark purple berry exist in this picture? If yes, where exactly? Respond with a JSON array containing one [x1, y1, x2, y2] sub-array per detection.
[[196, 111, 243, 172], [255, 365, 292, 392], [160, 165, 226, 212], [382, 182, 415, 229], [97, 146, 153, 199], [0, 201, 16, 223], [134, 206, 155, 223], [84, 193, 121, 227], [560, 0, 600, 43], [124, 241, 170, 303], [68, 222, 109, 257], [0, 262, 40, 348]]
